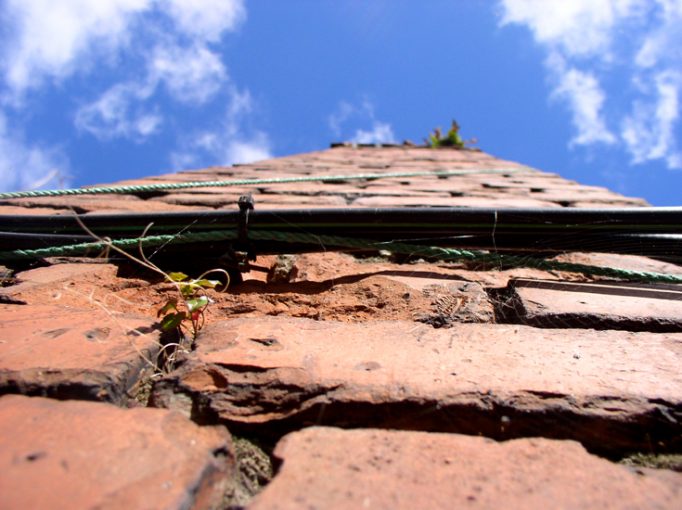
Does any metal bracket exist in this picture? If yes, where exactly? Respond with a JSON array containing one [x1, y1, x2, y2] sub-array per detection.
[[222, 194, 256, 283], [236, 193, 256, 262]]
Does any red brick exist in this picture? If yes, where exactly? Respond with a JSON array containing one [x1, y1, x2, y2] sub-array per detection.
[[249, 427, 682, 510], [553, 251, 682, 275], [570, 199, 650, 207], [2, 144, 679, 507], [352, 195, 560, 207], [0, 205, 71, 215], [5, 262, 117, 288], [507, 278, 682, 331], [151, 316, 682, 454], [0, 304, 160, 403], [0, 394, 232, 509], [3, 195, 202, 213]]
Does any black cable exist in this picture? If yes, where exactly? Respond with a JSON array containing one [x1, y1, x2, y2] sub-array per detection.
[[1, 207, 680, 259]]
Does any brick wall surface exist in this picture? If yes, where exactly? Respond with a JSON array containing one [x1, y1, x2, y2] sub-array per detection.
[[0, 145, 680, 509]]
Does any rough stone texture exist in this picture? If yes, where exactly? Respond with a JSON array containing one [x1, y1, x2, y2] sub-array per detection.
[[352, 194, 560, 208], [0, 204, 73, 215], [151, 316, 682, 454], [416, 281, 495, 326], [505, 278, 682, 332], [249, 427, 682, 510], [2, 146, 647, 214], [0, 194, 206, 214], [554, 252, 682, 276], [0, 252, 553, 329], [0, 394, 232, 510], [0, 304, 160, 403], [0, 262, 119, 304], [266, 255, 299, 283], [1, 145, 680, 508]]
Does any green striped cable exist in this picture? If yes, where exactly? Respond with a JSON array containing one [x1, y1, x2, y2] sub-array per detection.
[[0, 167, 528, 200], [1, 228, 680, 284]]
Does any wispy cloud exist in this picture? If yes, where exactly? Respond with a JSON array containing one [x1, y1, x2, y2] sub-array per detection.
[[621, 71, 681, 168], [170, 88, 271, 169], [499, 0, 682, 169], [165, 0, 245, 42], [0, 0, 262, 191], [328, 98, 396, 144], [499, 0, 643, 58], [69, 1, 237, 143], [150, 43, 227, 104], [171, 132, 271, 170], [352, 122, 395, 145], [1, 0, 149, 98], [1, 0, 244, 100], [74, 81, 161, 140], [0, 112, 69, 192], [547, 55, 616, 146], [75, 41, 228, 141]]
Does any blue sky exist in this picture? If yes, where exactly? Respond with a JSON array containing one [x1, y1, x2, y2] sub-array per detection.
[[1, 0, 681, 205]]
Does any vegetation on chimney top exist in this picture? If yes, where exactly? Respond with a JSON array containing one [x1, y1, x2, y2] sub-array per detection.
[[426, 120, 477, 149]]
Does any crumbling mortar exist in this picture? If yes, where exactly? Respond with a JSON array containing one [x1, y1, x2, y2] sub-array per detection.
[[153, 371, 682, 458]]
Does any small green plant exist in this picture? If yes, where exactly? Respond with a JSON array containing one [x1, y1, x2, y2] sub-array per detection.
[[426, 120, 476, 149], [157, 270, 227, 340], [71, 212, 229, 372]]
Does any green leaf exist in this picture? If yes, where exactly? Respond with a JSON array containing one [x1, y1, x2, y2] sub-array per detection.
[[161, 312, 186, 331], [192, 278, 221, 289], [186, 295, 209, 313], [157, 298, 178, 317], [179, 283, 195, 298], [446, 128, 463, 148], [168, 271, 189, 282], [428, 132, 441, 148]]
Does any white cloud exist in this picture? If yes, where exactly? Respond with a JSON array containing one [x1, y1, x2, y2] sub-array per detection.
[[328, 101, 356, 136], [352, 122, 396, 144], [0, 0, 246, 99], [328, 98, 396, 143], [166, 0, 245, 42], [150, 43, 227, 104], [226, 138, 271, 164], [1, 0, 150, 97], [75, 40, 228, 141], [548, 57, 616, 145], [74, 81, 161, 140], [135, 114, 163, 137], [498, 0, 682, 170], [621, 72, 681, 168], [499, 0, 645, 58], [170, 88, 271, 169], [634, 2, 682, 68], [170, 133, 271, 169], [0, 113, 69, 192], [0, 0, 259, 190]]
